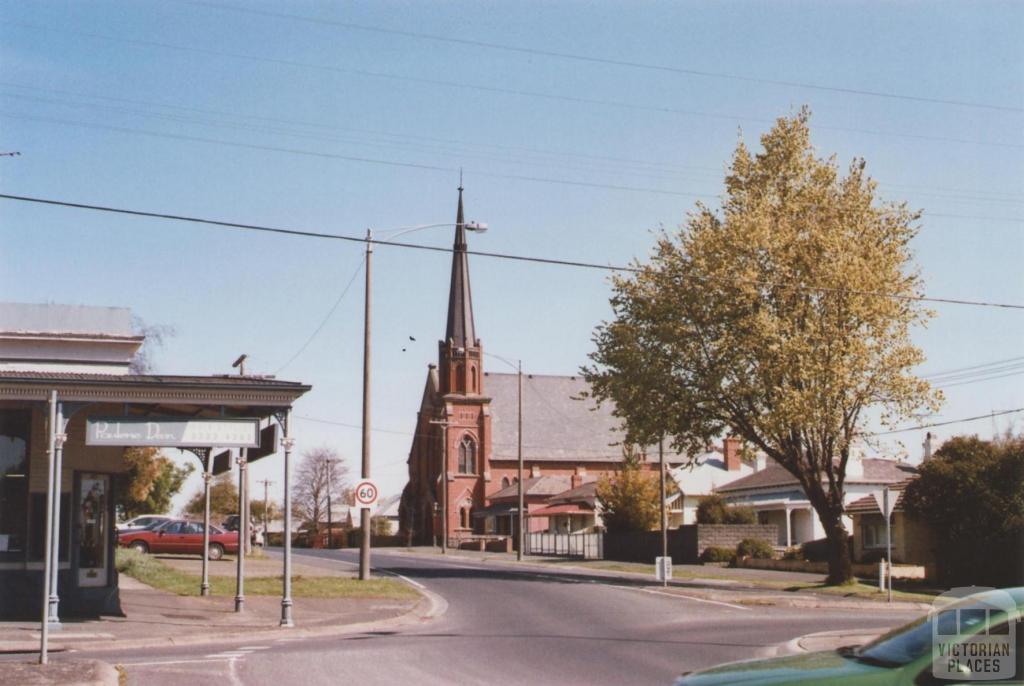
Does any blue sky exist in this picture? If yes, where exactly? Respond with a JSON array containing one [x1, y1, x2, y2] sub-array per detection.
[[1, 1, 1021, 510]]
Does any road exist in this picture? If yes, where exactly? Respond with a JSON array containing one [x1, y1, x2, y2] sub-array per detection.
[[74, 549, 921, 685]]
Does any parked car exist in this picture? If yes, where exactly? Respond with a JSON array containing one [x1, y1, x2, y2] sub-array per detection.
[[674, 587, 1023, 685], [116, 514, 172, 532], [118, 519, 239, 560]]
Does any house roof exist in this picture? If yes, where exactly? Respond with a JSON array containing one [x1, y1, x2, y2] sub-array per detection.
[[546, 481, 598, 508], [716, 458, 917, 493], [531, 503, 592, 516], [846, 478, 915, 514], [487, 372, 692, 463], [489, 475, 572, 500], [375, 494, 402, 518], [670, 447, 754, 495]]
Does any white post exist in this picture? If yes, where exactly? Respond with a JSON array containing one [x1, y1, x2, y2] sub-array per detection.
[[784, 508, 792, 549], [280, 411, 295, 627], [200, 450, 213, 596], [46, 401, 67, 627], [234, 448, 247, 612], [884, 487, 892, 604], [39, 391, 58, 664], [878, 559, 885, 592]]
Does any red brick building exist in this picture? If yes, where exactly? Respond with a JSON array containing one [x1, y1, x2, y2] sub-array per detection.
[[400, 189, 679, 547]]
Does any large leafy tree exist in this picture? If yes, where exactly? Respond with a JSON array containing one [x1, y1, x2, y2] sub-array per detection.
[[584, 110, 938, 583], [903, 435, 1024, 587], [120, 448, 192, 519], [596, 447, 660, 533]]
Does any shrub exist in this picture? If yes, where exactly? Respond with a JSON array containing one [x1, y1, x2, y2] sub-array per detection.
[[696, 494, 756, 524], [782, 547, 803, 561], [700, 546, 736, 564], [736, 538, 774, 559], [801, 535, 853, 563]]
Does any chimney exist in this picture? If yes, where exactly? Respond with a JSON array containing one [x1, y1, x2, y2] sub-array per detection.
[[571, 474, 582, 489], [723, 437, 742, 471], [530, 464, 541, 478], [922, 432, 934, 461]]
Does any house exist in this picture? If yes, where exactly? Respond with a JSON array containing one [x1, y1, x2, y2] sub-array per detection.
[[666, 437, 754, 526], [846, 478, 935, 575], [400, 188, 683, 548], [531, 480, 599, 534], [0, 302, 310, 618], [715, 450, 917, 548], [372, 494, 402, 535]]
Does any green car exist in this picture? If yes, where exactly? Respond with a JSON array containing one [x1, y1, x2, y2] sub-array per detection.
[[675, 587, 1023, 685]]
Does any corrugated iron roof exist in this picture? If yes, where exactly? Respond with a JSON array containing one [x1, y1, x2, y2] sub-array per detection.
[[717, 458, 917, 493]]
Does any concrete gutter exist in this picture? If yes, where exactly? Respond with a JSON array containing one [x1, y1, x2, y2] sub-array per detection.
[[0, 659, 119, 686]]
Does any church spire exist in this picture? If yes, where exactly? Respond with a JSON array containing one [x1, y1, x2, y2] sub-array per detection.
[[445, 185, 476, 348]]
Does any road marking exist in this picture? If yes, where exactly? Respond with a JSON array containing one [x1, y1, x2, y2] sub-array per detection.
[[205, 652, 247, 658], [237, 645, 270, 650], [121, 658, 233, 666], [610, 585, 751, 611]]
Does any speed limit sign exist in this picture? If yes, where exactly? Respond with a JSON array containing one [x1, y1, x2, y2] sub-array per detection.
[[354, 479, 379, 509]]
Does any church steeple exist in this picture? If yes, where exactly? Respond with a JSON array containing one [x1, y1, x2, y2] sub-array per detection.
[[445, 186, 476, 349]]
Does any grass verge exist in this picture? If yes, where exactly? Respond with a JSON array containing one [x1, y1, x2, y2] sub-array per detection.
[[116, 548, 419, 600]]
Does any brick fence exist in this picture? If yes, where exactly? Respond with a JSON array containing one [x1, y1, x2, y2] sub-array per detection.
[[603, 524, 778, 564]]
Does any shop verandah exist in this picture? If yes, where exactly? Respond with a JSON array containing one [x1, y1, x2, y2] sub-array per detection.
[[0, 371, 310, 627]]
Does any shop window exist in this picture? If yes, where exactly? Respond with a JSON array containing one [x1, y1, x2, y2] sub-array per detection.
[[458, 436, 476, 474], [0, 410, 30, 560]]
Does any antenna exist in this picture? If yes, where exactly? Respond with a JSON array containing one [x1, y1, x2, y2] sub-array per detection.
[[232, 354, 248, 376]]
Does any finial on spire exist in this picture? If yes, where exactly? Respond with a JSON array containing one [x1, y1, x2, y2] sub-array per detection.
[[458, 167, 463, 191]]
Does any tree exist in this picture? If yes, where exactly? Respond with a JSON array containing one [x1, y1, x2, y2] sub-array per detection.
[[119, 448, 193, 519], [292, 447, 350, 533], [596, 447, 660, 533], [129, 316, 175, 374], [584, 110, 938, 583], [250, 498, 281, 526], [184, 476, 239, 518], [903, 435, 1024, 587]]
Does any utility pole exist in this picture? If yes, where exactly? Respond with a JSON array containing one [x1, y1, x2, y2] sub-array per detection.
[[659, 437, 667, 587], [326, 461, 334, 549], [429, 416, 449, 554], [517, 360, 524, 561], [257, 479, 274, 535], [360, 228, 372, 580]]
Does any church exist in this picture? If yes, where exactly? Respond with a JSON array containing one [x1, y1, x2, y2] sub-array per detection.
[[399, 188, 676, 548]]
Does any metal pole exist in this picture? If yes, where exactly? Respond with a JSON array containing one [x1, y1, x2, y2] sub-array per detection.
[[39, 390, 57, 664], [517, 360, 524, 561], [280, 411, 295, 627], [234, 448, 247, 612], [360, 228, 372, 580], [660, 437, 667, 587], [201, 450, 213, 596], [47, 401, 67, 627], [243, 454, 252, 556], [326, 461, 333, 550], [885, 487, 892, 604]]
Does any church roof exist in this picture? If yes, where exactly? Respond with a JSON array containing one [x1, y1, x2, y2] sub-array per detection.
[[444, 187, 476, 347], [486, 372, 630, 462]]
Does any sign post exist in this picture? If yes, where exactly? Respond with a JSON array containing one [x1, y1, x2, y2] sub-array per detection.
[[871, 487, 895, 603]]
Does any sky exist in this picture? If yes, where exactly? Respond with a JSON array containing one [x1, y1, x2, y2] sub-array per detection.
[[1, 1, 1021, 513]]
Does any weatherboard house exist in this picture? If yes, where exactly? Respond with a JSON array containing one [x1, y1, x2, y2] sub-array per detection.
[[400, 189, 696, 547], [0, 302, 309, 618]]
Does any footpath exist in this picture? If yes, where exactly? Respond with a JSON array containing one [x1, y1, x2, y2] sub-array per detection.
[[0, 554, 433, 686]]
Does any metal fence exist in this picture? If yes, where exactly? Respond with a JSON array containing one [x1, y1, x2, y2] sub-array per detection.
[[525, 532, 603, 560]]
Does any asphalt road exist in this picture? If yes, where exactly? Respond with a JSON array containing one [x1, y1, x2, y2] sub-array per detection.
[[73, 549, 921, 685]]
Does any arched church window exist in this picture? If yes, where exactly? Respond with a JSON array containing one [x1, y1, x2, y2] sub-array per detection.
[[461, 507, 471, 529], [501, 477, 510, 489], [470, 366, 478, 393], [458, 436, 476, 474], [456, 365, 466, 392]]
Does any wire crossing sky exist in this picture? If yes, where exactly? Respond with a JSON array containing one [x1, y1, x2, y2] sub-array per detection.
[[1, 1, 1021, 508]]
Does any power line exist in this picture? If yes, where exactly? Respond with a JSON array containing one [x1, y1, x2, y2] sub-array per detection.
[[3, 192, 1023, 310], [871, 408, 1024, 436], [3, 21, 1021, 151], [923, 355, 1024, 379], [179, 0, 1024, 114], [275, 256, 365, 375]]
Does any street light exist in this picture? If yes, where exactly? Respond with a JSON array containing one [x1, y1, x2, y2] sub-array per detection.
[[359, 215, 487, 578]]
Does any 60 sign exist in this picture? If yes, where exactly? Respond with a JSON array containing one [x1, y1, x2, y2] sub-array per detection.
[[354, 479, 379, 509]]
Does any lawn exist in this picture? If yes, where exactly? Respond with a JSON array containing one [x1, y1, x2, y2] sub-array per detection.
[[116, 548, 419, 600]]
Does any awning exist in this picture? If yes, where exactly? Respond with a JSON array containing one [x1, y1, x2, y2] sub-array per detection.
[[530, 504, 594, 517]]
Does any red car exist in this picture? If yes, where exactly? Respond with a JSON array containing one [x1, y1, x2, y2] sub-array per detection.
[[118, 519, 239, 560]]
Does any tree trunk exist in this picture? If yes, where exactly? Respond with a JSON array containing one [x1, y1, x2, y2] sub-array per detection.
[[823, 515, 853, 585]]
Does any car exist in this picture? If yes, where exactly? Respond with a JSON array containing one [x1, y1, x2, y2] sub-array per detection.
[[116, 514, 172, 532], [674, 587, 1023, 685], [118, 519, 240, 560]]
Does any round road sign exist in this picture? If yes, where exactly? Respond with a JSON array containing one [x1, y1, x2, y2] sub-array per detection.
[[354, 479, 379, 508]]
